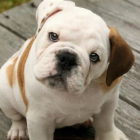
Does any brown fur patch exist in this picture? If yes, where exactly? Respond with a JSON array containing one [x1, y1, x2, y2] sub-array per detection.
[[6, 57, 18, 87], [99, 70, 122, 93], [17, 38, 34, 112]]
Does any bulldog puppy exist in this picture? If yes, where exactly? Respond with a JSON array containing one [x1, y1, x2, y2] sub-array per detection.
[[0, 0, 134, 140]]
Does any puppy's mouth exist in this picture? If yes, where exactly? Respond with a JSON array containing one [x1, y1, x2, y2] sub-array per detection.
[[46, 71, 69, 88], [47, 73, 64, 80], [47, 70, 70, 81]]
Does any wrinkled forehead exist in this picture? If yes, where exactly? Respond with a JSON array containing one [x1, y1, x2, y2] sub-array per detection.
[[42, 7, 109, 44], [36, 0, 109, 40], [44, 7, 107, 34]]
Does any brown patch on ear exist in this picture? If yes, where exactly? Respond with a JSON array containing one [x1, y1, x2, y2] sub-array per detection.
[[17, 37, 35, 112], [100, 70, 122, 93], [106, 27, 134, 86], [6, 57, 18, 87]]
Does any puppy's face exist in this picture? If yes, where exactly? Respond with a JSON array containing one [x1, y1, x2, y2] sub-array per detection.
[[34, 0, 134, 95]]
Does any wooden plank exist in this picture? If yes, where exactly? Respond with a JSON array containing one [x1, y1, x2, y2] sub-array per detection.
[[115, 100, 140, 140], [125, 0, 140, 7], [0, 26, 25, 67], [86, 0, 140, 28], [0, 1, 37, 40], [0, 0, 42, 40], [0, 110, 11, 140]]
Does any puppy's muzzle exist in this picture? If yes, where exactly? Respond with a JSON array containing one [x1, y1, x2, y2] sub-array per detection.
[[57, 52, 77, 71]]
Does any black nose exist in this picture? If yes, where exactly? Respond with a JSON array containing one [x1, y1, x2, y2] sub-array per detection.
[[57, 52, 77, 71]]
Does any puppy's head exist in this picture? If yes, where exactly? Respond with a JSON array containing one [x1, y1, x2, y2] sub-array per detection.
[[34, 0, 134, 95]]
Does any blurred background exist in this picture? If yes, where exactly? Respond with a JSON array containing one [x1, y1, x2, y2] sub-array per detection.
[[0, 0, 30, 13]]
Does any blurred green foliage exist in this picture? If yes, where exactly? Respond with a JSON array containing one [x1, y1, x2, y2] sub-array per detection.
[[0, 0, 30, 13]]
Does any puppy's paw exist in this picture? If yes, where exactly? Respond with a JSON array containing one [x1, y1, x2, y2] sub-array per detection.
[[8, 119, 28, 140], [95, 127, 129, 140]]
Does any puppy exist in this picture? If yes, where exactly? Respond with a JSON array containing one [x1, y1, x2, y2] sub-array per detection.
[[0, 0, 134, 140]]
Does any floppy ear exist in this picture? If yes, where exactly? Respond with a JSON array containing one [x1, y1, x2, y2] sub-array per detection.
[[36, 0, 75, 34], [106, 27, 134, 86]]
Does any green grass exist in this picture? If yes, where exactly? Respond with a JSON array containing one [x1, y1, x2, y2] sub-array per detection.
[[0, 0, 30, 13]]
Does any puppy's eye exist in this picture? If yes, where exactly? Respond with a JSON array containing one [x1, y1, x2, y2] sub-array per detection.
[[49, 32, 59, 42], [90, 52, 100, 62]]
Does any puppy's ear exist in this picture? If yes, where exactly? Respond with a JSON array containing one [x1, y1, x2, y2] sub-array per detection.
[[36, 0, 75, 34], [106, 27, 134, 86]]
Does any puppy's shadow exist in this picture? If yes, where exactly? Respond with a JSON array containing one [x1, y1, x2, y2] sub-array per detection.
[[54, 126, 95, 140]]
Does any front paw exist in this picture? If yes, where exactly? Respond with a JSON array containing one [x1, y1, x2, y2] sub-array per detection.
[[95, 127, 128, 140], [8, 119, 28, 140]]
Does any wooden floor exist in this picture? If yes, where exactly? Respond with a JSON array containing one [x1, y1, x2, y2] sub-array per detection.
[[0, 0, 140, 140]]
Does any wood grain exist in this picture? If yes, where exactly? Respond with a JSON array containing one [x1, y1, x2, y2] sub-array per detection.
[[125, 0, 140, 7], [0, 1, 37, 40], [0, 26, 24, 67]]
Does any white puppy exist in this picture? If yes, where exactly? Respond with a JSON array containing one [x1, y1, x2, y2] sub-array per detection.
[[0, 0, 134, 140]]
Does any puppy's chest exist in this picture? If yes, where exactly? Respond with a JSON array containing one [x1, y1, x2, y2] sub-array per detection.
[[52, 91, 105, 128]]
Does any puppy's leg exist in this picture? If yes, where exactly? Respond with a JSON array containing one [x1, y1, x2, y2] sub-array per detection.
[[2, 108, 28, 140], [26, 110, 55, 140], [93, 92, 128, 140]]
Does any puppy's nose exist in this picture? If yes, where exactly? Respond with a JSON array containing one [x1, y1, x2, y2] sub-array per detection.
[[57, 52, 77, 71]]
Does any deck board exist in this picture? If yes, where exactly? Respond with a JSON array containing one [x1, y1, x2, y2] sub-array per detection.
[[115, 100, 140, 140], [0, 2, 37, 40], [0, 0, 140, 140], [125, 0, 140, 7], [0, 26, 25, 66]]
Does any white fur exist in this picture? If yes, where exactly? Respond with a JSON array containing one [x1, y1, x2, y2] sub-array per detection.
[[0, 0, 129, 140]]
